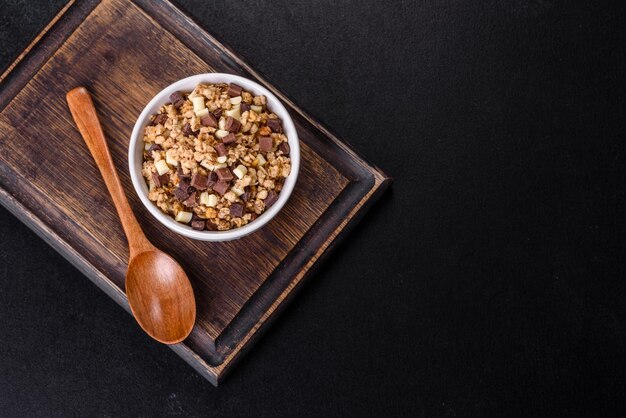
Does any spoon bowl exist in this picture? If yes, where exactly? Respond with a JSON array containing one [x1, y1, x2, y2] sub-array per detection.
[[126, 250, 196, 344]]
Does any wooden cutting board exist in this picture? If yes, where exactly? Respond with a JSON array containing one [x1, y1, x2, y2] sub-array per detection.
[[0, 0, 391, 385]]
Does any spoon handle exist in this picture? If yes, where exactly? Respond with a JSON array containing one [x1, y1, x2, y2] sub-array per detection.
[[66, 87, 152, 257]]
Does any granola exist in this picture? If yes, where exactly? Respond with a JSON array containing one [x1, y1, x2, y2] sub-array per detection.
[[141, 83, 291, 231]]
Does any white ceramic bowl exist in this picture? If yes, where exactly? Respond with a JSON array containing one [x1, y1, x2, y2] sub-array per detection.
[[129, 73, 300, 241]]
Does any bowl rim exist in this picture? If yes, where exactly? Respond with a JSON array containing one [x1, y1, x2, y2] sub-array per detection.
[[128, 73, 300, 241]]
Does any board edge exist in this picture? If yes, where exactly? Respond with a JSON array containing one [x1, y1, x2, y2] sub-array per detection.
[[213, 176, 392, 383], [0, 0, 77, 84]]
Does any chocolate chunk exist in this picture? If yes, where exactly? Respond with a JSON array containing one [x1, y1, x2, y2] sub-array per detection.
[[222, 132, 237, 145], [240, 103, 250, 112], [207, 171, 218, 189], [170, 91, 185, 108], [215, 167, 234, 182], [182, 123, 197, 137], [150, 113, 168, 126], [173, 187, 189, 201], [183, 192, 197, 207], [205, 220, 218, 231], [178, 176, 192, 193], [278, 142, 290, 156], [151, 172, 161, 186], [249, 212, 258, 221], [191, 172, 209, 190], [191, 219, 206, 230], [213, 109, 222, 119], [229, 203, 244, 218], [267, 119, 282, 133], [227, 83, 243, 97], [200, 113, 218, 128], [212, 181, 230, 196], [152, 172, 169, 188], [224, 116, 241, 133], [214, 142, 227, 157], [147, 143, 162, 154], [258, 136, 273, 152], [241, 187, 251, 202], [265, 190, 278, 208]]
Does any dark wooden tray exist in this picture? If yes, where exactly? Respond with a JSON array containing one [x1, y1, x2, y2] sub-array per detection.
[[0, 0, 391, 385]]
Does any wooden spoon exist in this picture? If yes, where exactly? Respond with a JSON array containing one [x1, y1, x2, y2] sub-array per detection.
[[66, 87, 196, 344]]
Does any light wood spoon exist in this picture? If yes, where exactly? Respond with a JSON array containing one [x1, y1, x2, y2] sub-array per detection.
[[66, 87, 196, 344]]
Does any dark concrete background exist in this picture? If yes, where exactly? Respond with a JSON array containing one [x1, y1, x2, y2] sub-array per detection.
[[1, 0, 625, 416]]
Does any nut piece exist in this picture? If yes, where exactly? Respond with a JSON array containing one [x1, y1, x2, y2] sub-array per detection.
[[175, 210, 192, 224], [231, 186, 244, 196], [230, 96, 242, 105], [215, 129, 229, 139], [155, 159, 170, 175], [195, 108, 209, 117], [199, 191, 210, 205], [200, 159, 214, 170], [254, 154, 267, 167], [199, 192, 217, 207], [166, 153, 179, 167], [233, 164, 248, 179], [192, 96, 205, 112], [250, 105, 263, 113], [225, 107, 241, 120], [208, 194, 218, 207]]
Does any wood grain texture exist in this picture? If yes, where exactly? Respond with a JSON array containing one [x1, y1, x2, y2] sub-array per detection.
[[0, 0, 391, 385]]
